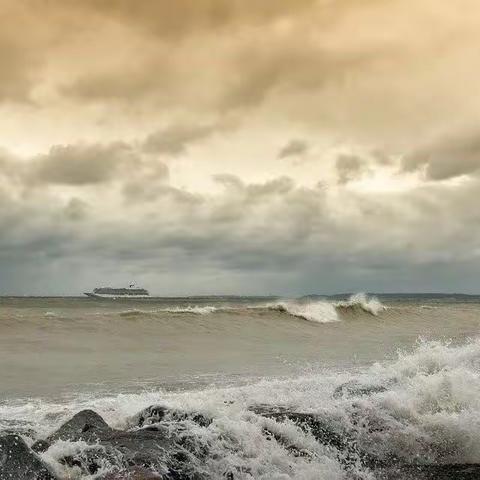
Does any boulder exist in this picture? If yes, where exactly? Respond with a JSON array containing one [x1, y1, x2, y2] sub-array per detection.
[[101, 467, 163, 479], [31, 439, 51, 454], [41, 409, 207, 478], [133, 405, 211, 429], [0, 434, 57, 480], [46, 409, 112, 443], [378, 464, 480, 480], [256, 410, 383, 469]]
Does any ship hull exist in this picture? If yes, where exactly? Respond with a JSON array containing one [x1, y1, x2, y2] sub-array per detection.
[[84, 293, 150, 299]]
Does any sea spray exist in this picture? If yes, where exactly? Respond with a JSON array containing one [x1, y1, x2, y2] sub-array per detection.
[[268, 301, 340, 323], [267, 293, 386, 323], [2, 339, 480, 478], [335, 293, 386, 315]]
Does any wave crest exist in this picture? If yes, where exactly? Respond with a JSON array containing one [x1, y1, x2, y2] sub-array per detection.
[[268, 301, 339, 323], [335, 292, 385, 315]]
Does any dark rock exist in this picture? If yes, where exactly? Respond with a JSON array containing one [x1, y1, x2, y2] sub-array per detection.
[[257, 410, 382, 469], [46, 409, 112, 443], [100, 428, 173, 465], [0, 434, 57, 480], [101, 466, 163, 479], [378, 464, 480, 480], [135, 405, 169, 427], [58, 444, 110, 476], [134, 405, 212, 429], [260, 412, 350, 454], [31, 439, 51, 453]]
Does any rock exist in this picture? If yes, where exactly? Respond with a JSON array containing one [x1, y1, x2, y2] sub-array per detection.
[[0, 434, 57, 480], [31, 439, 51, 453], [378, 464, 480, 479], [99, 428, 174, 468], [101, 466, 163, 479], [46, 409, 112, 443], [28, 408, 212, 479], [133, 405, 212, 429], [257, 410, 382, 469], [45, 409, 204, 478], [260, 412, 350, 454], [134, 405, 169, 427]]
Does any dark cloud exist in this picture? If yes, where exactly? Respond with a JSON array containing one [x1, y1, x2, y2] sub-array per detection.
[[63, 197, 88, 221], [142, 124, 218, 156], [71, 0, 317, 40], [336, 154, 368, 184], [3, 162, 480, 294], [403, 132, 480, 180], [29, 142, 136, 185], [278, 139, 309, 159], [2, 0, 480, 295]]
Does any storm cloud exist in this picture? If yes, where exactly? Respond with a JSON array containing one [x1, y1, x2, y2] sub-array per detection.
[[0, 1, 479, 294], [403, 132, 480, 180]]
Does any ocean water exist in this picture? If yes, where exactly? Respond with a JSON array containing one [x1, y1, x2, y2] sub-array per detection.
[[1, 293, 480, 478]]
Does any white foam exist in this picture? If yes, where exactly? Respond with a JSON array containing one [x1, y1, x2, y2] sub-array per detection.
[[2, 339, 480, 477], [268, 301, 339, 323], [335, 292, 386, 315]]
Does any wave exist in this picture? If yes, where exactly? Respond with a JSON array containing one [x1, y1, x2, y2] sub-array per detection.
[[334, 292, 386, 315], [113, 294, 385, 323], [268, 293, 386, 323], [268, 301, 340, 323], [161, 305, 218, 315], [118, 306, 218, 317], [2, 338, 480, 479]]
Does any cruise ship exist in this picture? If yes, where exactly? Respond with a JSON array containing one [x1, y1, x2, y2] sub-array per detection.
[[84, 285, 150, 299]]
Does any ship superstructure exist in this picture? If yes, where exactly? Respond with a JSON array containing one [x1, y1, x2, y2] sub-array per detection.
[[84, 285, 150, 298]]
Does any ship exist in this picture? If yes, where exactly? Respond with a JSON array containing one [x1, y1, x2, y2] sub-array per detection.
[[84, 284, 150, 299]]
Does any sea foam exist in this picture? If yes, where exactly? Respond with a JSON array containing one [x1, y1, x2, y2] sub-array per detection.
[[2, 338, 480, 478]]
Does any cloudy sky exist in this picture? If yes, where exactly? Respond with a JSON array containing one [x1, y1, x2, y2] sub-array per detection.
[[1, 0, 480, 295]]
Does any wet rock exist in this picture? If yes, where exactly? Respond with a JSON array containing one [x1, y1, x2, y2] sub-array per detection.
[[0, 434, 57, 480], [134, 405, 212, 429], [46, 409, 112, 443], [260, 412, 350, 453], [100, 428, 174, 467], [31, 439, 51, 453], [28, 408, 212, 479], [135, 405, 170, 427], [51, 410, 205, 478], [58, 444, 112, 476], [101, 466, 163, 479], [257, 410, 382, 469], [378, 464, 480, 479]]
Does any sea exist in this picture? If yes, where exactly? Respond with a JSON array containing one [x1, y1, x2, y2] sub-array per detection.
[[1, 293, 480, 478]]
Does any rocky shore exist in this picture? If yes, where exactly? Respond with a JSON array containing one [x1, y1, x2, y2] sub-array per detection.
[[1, 397, 480, 480]]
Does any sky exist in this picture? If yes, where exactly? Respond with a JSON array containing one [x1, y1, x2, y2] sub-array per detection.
[[1, 0, 480, 295]]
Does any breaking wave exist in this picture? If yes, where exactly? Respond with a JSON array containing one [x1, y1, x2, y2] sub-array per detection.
[[268, 301, 339, 323], [1, 338, 480, 479], [334, 292, 386, 315], [268, 293, 385, 323], [115, 294, 385, 324]]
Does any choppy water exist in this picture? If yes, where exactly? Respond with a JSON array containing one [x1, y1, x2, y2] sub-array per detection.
[[1, 294, 480, 478]]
